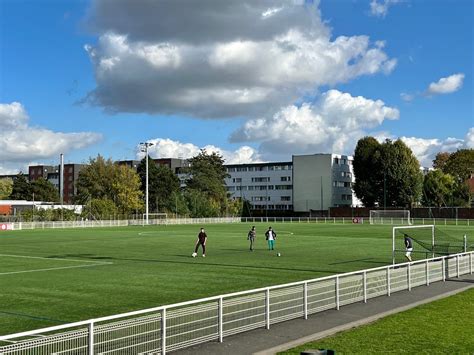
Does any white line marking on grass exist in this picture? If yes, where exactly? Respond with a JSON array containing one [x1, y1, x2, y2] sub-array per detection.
[[0, 263, 112, 276], [0, 254, 111, 264]]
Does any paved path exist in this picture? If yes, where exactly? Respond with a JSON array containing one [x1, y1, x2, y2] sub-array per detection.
[[174, 273, 474, 355]]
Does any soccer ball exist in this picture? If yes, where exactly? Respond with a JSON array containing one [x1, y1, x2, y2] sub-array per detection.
[[192, 252, 197, 258], [277, 253, 281, 257]]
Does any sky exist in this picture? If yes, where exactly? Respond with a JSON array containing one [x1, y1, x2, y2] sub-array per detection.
[[0, 0, 472, 174]]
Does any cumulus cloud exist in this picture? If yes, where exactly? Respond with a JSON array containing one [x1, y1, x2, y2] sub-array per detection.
[[230, 90, 399, 158], [0, 102, 102, 169], [427, 73, 465, 95], [84, 0, 396, 117], [465, 128, 474, 148], [136, 138, 263, 165], [370, 0, 401, 17]]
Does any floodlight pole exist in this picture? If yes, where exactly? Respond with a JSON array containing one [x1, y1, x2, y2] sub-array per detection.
[[140, 142, 154, 226]]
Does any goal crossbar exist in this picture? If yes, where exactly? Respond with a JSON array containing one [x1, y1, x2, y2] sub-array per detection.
[[370, 210, 411, 225]]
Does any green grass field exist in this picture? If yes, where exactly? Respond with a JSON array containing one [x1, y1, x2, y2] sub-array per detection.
[[0, 222, 472, 336], [280, 288, 474, 354]]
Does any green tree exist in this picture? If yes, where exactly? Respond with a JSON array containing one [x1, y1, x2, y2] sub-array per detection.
[[0, 178, 13, 199], [443, 149, 474, 182], [381, 139, 423, 207], [186, 150, 229, 215], [353, 137, 383, 207], [353, 138, 423, 207], [422, 170, 455, 207], [76, 155, 143, 216], [82, 198, 119, 220], [433, 152, 451, 170], [113, 164, 143, 214], [137, 157, 180, 213], [32, 177, 59, 202], [9, 173, 32, 200]]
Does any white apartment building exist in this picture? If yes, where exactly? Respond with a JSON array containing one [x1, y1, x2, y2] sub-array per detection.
[[224, 162, 293, 211], [225, 154, 359, 212], [292, 153, 358, 212]]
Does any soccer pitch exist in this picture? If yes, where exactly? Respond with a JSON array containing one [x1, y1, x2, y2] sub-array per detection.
[[1, 222, 472, 336]]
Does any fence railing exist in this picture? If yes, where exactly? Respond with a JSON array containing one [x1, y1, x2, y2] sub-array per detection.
[[1, 251, 472, 354], [3, 217, 473, 231]]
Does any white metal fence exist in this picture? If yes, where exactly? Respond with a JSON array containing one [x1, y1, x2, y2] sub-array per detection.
[[1, 251, 472, 354], [3, 216, 474, 231]]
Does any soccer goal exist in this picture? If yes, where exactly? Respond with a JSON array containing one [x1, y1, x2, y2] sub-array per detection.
[[392, 225, 470, 264], [370, 210, 411, 225], [142, 213, 168, 226]]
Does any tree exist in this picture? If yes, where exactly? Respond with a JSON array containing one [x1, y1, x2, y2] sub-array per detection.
[[353, 137, 383, 207], [31, 177, 59, 202], [81, 198, 119, 220], [422, 170, 455, 207], [353, 137, 423, 207], [186, 150, 229, 215], [433, 152, 451, 170], [381, 139, 423, 207], [9, 173, 32, 200], [443, 149, 474, 182], [76, 155, 143, 216], [0, 178, 13, 199], [113, 164, 143, 214], [137, 157, 180, 213]]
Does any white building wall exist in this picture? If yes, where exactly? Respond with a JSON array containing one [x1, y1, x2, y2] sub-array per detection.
[[225, 162, 293, 211], [293, 154, 356, 212]]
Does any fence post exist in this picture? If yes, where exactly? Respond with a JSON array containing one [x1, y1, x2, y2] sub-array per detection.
[[303, 282, 308, 319], [387, 267, 391, 296], [88, 321, 94, 355], [218, 297, 223, 343], [442, 257, 446, 281], [162, 308, 166, 355], [456, 255, 460, 278], [470, 253, 473, 274], [426, 260, 429, 286], [363, 271, 367, 303], [408, 264, 411, 291], [266, 288, 270, 329], [335, 276, 340, 310]]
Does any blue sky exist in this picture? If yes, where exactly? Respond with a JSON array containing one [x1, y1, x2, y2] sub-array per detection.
[[0, 0, 472, 174]]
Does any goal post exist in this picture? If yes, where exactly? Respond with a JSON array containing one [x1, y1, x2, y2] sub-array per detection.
[[392, 225, 434, 264], [370, 210, 411, 225], [142, 213, 168, 226]]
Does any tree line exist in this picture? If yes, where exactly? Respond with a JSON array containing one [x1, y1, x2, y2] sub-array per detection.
[[2, 150, 241, 220], [353, 137, 473, 208]]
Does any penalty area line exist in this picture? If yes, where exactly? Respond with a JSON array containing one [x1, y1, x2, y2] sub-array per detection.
[[0, 262, 113, 276]]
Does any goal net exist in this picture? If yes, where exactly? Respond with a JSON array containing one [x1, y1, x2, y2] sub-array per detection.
[[370, 210, 411, 225], [142, 213, 168, 226], [392, 225, 471, 264]]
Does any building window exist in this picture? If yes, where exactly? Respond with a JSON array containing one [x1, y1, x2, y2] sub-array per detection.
[[248, 186, 254, 191], [248, 167, 254, 171], [68, 175, 73, 181], [281, 196, 291, 201], [281, 176, 287, 182], [268, 185, 274, 190], [251, 177, 270, 182], [275, 185, 292, 190], [334, 157, 339, 165], [69, 167, 73, 173], [233, 178, 242, 183], [237, 167, 247, 172], [227, 167, 236, 172]]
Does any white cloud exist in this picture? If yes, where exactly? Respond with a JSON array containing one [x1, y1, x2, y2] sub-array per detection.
[[370, 0, 401, 18], [136, 138, 263, 165], [0, 102, 102, 170], [427, 73, 465, 95], [400, 92, 415, 102], [84, 0, 396, 117], [465, 128, 474, 148], [230, 90, 399, 158]]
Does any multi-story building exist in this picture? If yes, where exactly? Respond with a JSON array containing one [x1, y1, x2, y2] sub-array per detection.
[[292, 154, 356, 212], [225, 154, 358, 212], [225, 162, 294, 211], [28, 164, 86, 204]]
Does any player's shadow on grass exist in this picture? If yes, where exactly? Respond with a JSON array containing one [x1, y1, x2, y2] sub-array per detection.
[[47, 253, 339, 274]]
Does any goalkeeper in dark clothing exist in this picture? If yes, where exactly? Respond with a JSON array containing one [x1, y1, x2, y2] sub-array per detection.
[[193, 228, 207, 257], [404, 234, 413, 262]]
